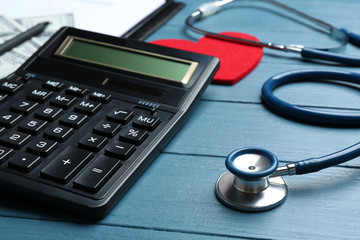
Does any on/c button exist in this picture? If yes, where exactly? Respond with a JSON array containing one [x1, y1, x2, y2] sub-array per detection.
[[73, 155, 122, 193]]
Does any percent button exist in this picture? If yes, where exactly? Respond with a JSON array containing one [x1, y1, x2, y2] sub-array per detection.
[[119, 126, 148, 145]]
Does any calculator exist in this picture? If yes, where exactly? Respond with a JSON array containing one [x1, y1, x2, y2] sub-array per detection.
[[0, 27, 219, 218]]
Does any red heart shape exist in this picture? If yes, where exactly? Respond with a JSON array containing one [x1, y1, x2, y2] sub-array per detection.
[[150, 32, 263, 85]]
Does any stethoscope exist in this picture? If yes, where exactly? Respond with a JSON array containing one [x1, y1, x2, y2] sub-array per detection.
[[186, 0, 360, 66], [185, 0, 360, 211]]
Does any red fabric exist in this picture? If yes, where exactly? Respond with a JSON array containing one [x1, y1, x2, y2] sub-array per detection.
[[150, 32, 263, 85]]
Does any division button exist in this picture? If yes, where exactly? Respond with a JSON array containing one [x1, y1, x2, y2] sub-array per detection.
[[93, 120, 121, 137], [40, 146, 93, 184], [73, 155, 122, 193]]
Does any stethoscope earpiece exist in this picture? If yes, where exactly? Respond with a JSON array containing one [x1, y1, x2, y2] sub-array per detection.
[[215, 148, 288, 212]]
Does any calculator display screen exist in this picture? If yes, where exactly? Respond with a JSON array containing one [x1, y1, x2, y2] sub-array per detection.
[[55, 36, 198, 84]]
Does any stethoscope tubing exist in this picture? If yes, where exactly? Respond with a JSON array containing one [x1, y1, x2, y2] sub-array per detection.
[[186, 0, 360, 66], [261, 69, 360, 126], [261, 69, 360, 175]]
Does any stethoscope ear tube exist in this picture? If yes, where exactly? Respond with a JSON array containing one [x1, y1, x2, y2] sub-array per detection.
[[261, 69, 360, 126], [301, 48, 360, 66], [341, 28, 360, 47]]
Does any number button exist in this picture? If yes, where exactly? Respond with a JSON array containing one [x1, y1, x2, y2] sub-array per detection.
[[43, 126, 74, 142], [0, 112, 22, 128], [18, 119, 47, 135], [59, 112, 88, 128], [34, 106, 63, 121], [10, 99, 38, 115], [0, 146, 14, 163], [0, 131, 31, 149], [27, 139, 58, 157]]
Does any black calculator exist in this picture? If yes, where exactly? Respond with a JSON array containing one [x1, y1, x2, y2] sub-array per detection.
[[0, 27, 219, 218]]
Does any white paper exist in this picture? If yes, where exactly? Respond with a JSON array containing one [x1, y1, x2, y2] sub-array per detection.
[[1, 0, 166, 36]]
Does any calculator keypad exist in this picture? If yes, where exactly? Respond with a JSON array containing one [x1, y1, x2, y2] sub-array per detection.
[[0, 76, 171, 196]]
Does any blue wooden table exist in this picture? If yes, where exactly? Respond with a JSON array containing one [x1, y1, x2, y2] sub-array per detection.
[[1, 0, 360, 239]]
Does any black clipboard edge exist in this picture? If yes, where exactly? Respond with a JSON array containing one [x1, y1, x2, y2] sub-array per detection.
[[121, 0, 185, 41]]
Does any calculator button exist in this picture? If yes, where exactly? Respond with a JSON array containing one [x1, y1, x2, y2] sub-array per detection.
[[0, 80, 23, 95], [43, 80, 64, 91], [8, 153, 41, 172], [119, 127, 148, 145], [93, 120, 121, 137], [40, 146, 93, 184], [50, 94, 77, 109], [132, 114, 160, 131], [89, 91, 111, 103], [74, 155, 122, 193], [43, 126, 74, 142], [34, 106, 63, 121], [0, 131, 31, 149], [107, 108, 134, 124], [0, 112, 22, 128], [105, 141, 135, 160], [0, 146, 14, 163], [27, 89, 53, 103], [74, 100, 101, 115], [0, 127, 5, 136], [78, 133, 108, 152], [65, 85, 87, 97], [27, 139, 58, 157], [18, 119, 47, 135], [59, 112, 88, 128], [10, 99, 38, 115], [0, 93, 8, 103]]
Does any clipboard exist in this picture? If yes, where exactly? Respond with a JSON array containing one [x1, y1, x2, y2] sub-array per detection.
[[122, 0, 185, 40]]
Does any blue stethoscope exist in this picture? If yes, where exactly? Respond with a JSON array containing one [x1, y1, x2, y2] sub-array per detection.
[[186, 0, 360, 211]]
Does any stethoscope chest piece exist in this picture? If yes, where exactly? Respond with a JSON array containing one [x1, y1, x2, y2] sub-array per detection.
[[215, 148, 288, 212]]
